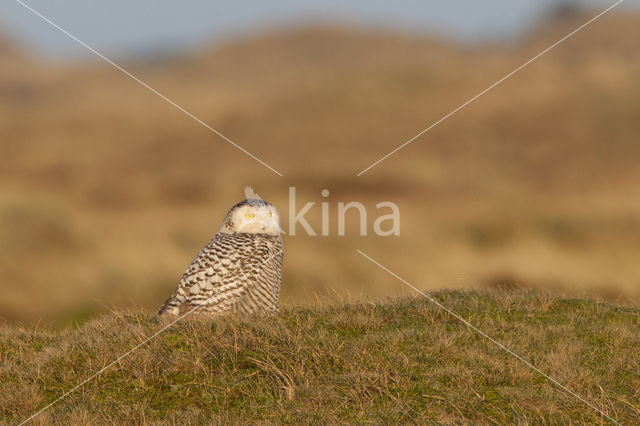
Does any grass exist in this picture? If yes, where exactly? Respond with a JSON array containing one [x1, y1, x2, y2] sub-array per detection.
[[2, 290, 639, 424]]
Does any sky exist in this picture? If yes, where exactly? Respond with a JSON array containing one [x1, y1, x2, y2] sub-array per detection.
[[0, 0, 636, 59]]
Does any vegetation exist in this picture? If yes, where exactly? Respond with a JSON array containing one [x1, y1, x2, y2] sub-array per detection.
[[1, 7, 638, 424], [2, 290, 639, 424]]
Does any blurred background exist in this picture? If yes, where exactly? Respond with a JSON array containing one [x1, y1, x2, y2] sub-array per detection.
[[1, 0, 639, 324]]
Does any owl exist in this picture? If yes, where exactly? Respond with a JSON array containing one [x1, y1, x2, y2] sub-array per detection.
[[158, 190, 283, 317]]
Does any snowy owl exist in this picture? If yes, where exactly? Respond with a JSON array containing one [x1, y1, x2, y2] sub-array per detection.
[[158, 187, 283, 316]]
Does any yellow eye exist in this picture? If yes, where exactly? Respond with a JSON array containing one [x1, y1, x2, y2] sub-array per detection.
[[245, 213, 255, 219], [268, 211, 272, 217]]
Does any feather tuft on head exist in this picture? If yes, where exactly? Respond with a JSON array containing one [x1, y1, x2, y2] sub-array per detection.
[[244, 186, 262, 200]]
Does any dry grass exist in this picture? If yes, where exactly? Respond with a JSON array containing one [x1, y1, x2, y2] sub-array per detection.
[[1, 290, 639, 424], [1, 11, 640, 322]]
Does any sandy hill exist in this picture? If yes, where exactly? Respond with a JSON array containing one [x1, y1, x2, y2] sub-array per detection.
[[0, 12, 639, 322]]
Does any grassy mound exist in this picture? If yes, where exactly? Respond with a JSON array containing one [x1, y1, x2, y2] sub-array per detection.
[[2, 290, 639, 424]]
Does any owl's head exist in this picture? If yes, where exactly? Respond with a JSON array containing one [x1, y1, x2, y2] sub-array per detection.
[[219, 198, 282, 236]]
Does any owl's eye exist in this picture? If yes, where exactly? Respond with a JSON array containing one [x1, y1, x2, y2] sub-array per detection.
[[268, 211, 272, 217], [245, 213, 255, 219]]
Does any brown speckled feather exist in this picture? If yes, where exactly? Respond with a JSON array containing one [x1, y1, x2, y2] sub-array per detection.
[[158, 233, 283, 316]]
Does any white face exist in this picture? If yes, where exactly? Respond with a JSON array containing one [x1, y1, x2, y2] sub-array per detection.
[[228, 203, 282, 235]]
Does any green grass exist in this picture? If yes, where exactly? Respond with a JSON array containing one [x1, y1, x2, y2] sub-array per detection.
[[2, 290, 639, 424]]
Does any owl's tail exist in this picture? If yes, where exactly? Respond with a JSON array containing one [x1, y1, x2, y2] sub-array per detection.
[[156, 294, 182, 316]]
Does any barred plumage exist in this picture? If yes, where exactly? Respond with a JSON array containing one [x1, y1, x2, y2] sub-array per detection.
[[158, 194, 283, 316]]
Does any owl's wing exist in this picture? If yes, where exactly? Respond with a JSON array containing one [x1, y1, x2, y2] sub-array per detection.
[[157, 234, 256, 316], [255, 237, 283, 310]]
